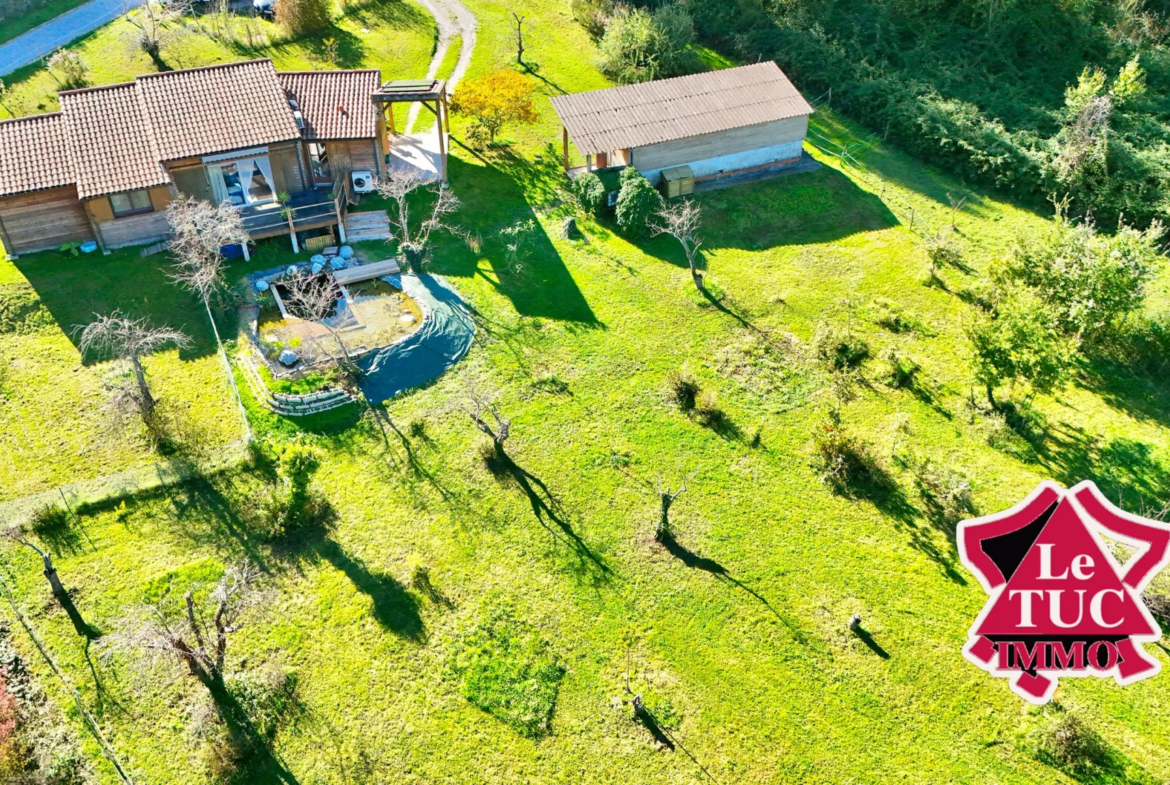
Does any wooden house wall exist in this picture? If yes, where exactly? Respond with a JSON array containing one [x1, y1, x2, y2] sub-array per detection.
[[632, 116, 809, 173], [0, 186, 92, 255]]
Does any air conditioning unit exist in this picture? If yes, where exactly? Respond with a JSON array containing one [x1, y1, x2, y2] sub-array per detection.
[[351, 170, 374, 194]]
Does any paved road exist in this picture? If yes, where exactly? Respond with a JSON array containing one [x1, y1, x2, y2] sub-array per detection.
[[0, 0, 146, 77]]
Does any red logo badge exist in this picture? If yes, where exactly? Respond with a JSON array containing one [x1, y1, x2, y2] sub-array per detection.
[[958, 481, 1170, 704]]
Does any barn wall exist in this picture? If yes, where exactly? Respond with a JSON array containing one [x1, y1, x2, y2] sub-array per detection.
[[632, 116, 809, 180], [0, 187, 92, 255]]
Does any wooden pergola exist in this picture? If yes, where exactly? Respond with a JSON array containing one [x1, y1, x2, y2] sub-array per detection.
[[373, 79, 451, 181]]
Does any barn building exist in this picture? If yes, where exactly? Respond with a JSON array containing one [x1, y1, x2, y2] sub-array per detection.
[[551, 61, 813, 188]]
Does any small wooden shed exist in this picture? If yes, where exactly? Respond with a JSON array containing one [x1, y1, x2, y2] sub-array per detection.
[[551, 62, 813, 187]]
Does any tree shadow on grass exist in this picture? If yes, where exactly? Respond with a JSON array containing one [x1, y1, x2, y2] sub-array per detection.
[[482, 443, 613, 586], [1040, 423, 1170, 514], [343, 0, 432, 29], [159, 475, 273, 571], [204, 678, 301, 785], [656, 531, 811, 644]]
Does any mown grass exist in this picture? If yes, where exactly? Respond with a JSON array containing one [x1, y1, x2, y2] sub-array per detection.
[[4, 3, 1170, 785], [0, 0, 436, 119]]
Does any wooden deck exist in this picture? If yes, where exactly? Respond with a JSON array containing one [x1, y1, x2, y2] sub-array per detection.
[[242, 188, 344, 243], [333, 259, 401, 285]]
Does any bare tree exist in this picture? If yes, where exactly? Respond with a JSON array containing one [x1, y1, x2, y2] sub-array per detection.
[[124, 0, 189, 65], [2, 526, 66, 596], [373, 170, 460, 271], [465, 382, 511, 450], [946, 192, 968, 230], [75, 312, 191, 421], [167, 196, 249, 347], [1057, 95, 1113, 180], [655, 478, 685, 542], [105, 561, 261, 688], [510, 11, 530, 66], [279, 271, 358, 375], [651, 199, 704, 290]]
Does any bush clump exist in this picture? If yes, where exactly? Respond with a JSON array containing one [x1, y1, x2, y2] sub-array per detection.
[[667, 367, 700, 411], [571, 172, 607, 215], [813, 323, 870, 371], [615, 167, 662, 237], [597, 4, 697, 83], [882, 347, 920, 388], [812, 413, 883, 494]]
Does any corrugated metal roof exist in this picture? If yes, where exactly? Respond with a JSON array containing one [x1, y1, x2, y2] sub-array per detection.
[[0, 113, 75, 198], [549, 62, 813, 155], [279, 70, 382, 141], [59, 82, 170, 199]]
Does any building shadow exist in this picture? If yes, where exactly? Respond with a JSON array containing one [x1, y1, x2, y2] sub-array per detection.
[[427, 151, 601, 326]]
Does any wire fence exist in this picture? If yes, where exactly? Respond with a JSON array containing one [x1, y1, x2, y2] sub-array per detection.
[[0, 436, 252, 526], [802, 102, 938, 239]]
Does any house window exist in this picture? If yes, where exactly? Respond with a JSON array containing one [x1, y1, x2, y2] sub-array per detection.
[[109, 189, 153, 217], [208, 157, 276, 207], [308, 143, 331, 183]]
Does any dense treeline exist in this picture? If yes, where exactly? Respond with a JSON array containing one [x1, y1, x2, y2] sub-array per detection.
[[689, 0, 1170, 225], [579, 0, 1170, 226]]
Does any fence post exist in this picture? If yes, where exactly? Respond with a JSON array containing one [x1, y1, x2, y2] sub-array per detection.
[[827, 87, 831, 108], [909, 206, 915, 230]]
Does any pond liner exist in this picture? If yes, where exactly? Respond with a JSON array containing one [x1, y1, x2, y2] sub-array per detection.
[[356, 273, 475, 405]]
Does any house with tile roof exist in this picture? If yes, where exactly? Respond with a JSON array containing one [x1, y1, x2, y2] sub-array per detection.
[[0, 59, 390, 256]]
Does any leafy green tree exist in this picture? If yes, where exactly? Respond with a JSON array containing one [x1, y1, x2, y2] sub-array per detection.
[[615, 167, 661, 237], [994, 212, 1164, 343], [968, 287, 1077, 410]]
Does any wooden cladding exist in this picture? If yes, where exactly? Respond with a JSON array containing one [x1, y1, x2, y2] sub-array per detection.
[[0, 187, 92, 254], [632, 116, 808, 173]]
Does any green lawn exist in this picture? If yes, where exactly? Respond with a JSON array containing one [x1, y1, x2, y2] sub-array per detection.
[[4, 3, 1170, 784], [0, 0, 91, 47], [0, 0, 436, 119]]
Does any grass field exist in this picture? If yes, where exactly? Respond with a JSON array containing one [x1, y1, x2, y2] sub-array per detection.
[[3, 1, 1170, 784], [0, 0, 436, 120]]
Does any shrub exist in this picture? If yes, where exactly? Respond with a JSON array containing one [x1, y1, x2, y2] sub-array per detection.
[[598, 3, 696, 83], [1037, 714, 1109, 776], [812, 414, 883, 494], [667, 367, 700, 411], [569, 0, 612, 39], [967, 286, 1076, 409], [226, 666, 300, 741], [993, 214, 1164, 343], [571, 172, 606, 215], [925, 233, 963, 275], [275, 0, 331, 34], [882, 347, 919, 388], [812, 323, 870, 371], [913, 459, 974, 528], [47, 49, 87, 89], [615, 167, 661, 237], [872, 298, 930, 335]]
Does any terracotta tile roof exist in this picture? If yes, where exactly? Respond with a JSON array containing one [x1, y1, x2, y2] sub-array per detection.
[[279, 70, 382, 141], [0, 113, 75, 197], [136, 59, 301, 161], [1, 60, 383, 200], [59, 83, 170, 200], [550, 62, 814, 155]]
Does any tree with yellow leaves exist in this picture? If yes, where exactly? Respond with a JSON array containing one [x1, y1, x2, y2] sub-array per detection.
[[450, 70, 538, 146]]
